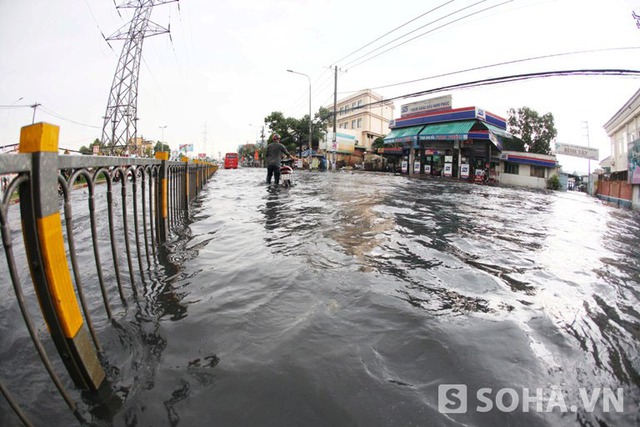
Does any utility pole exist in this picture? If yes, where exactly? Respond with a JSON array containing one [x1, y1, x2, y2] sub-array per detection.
[[583, 121, 591, 194], [332, 65, 338, 170], [30, 102, 41, 124]]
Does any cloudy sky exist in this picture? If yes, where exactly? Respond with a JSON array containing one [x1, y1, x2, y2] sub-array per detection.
[[1, 0, 639, 171]]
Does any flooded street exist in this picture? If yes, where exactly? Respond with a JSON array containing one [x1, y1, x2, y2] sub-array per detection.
[[3, 167, 640, 426]]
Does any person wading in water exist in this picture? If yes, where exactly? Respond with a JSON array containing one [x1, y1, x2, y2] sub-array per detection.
[[266, 133, 294, 186]]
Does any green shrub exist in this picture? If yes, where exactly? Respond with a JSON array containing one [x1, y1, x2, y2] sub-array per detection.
[[546, 174, 560, 190]]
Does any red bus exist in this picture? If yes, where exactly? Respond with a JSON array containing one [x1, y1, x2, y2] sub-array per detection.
[[224, 152, 239, 169]]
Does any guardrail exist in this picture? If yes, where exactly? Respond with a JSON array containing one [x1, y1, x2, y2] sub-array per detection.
[[0, 123, 217, 425]]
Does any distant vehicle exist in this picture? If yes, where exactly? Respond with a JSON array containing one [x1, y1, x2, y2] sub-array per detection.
[[224, 152, 239, 169]]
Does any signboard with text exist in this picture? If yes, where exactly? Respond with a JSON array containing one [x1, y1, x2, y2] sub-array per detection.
[[461, 164, 470, 178], [443, 163, 452, 177], [401, 95, 452, 117], [555, 142, 599, 161]]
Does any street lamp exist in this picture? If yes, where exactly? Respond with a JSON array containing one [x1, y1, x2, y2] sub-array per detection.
[[287, 69, 312, 167], [159, 125, 167, 143]]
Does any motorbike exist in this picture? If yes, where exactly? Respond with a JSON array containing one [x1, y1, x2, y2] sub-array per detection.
[[280, 159, 295, 188]]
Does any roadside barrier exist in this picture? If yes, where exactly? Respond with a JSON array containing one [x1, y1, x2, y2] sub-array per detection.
[[0, 123, 217, 425]]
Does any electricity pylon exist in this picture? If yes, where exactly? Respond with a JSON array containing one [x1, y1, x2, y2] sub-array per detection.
[[101, 0, 176, 155]]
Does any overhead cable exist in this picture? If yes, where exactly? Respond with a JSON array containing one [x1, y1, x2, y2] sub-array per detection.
[[331, 0, 455, 66], [345, 0, 513, 71]]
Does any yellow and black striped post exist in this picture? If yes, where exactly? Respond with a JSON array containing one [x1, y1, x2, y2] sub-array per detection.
[[18, 123, 105, 391], [155, 151, 169, 243]]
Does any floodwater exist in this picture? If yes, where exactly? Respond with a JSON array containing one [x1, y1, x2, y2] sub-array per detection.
[[2, 167, 640, 426]]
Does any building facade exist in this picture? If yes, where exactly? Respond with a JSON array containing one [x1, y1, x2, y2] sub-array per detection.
[[383, 101, 511, 180], [498, 151, 559, 189], [602, 88, 640, 209], [603, 88, 640, 180], [327, 89, 395, 151], [379, 97, 560, 189]]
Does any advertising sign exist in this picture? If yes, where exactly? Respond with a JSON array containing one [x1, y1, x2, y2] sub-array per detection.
[[443, 163, 452, 177], [424, 164, 431, 174], [555, 142, 599, 161], [401, 160, 408, 173], [414, 161, 420, 174], [327, 131, 357, 154], [401, 95, 452, 117], [629, 139, 640, 184], [461, 164, 470, 178]]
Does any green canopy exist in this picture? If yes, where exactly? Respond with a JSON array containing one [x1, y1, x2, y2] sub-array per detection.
[[383, 125, 425, 144], [418, 120, 476, 141]]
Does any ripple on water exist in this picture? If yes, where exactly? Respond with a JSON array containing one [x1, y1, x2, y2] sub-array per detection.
[[2, 169, 640, 426]]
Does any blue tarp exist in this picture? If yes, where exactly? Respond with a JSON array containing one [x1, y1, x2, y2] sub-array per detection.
[[301, 149, 323, 157]]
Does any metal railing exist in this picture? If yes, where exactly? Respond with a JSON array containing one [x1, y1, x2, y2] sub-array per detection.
[[0, 123, 217, 425]]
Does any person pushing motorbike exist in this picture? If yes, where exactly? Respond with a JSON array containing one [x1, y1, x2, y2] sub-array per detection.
[[266, 133, 295, 186]]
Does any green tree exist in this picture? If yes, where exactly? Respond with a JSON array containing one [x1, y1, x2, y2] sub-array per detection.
[[372, 136, 385, 149], [264, 111, 306, 156], [154, 141, 170, 154], [507, 106, 557, 155], [263, 108, 331, 156]]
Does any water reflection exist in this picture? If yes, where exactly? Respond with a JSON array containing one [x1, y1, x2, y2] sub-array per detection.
[[324, 182, 395, 271], [4, 168, 640, 426]]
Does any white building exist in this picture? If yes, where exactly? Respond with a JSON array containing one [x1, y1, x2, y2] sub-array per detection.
[[603, 88, 640, 209], [498, 151, 559, 189], [327, 89, 395, 151], [603, 88, 640, 180]]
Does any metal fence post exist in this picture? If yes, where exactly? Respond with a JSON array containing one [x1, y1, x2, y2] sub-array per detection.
[[155, 151, 169, 243], [18, 123, 105, 391], [181, 156, 190, 210]]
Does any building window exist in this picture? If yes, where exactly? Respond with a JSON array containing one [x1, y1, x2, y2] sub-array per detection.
[[530, 166, 545, 178], [339, 107, 344, 116], [357, 118, 362, 128], [504, 162, 519, 174], [351, 120, 356, 129], [357, 99, 363, 107], [616, 134, 624, 156]]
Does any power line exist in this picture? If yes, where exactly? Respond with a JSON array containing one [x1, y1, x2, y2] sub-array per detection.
[[345, 0, 513, 71], [341, 0, 489, 69], [39, 105, 101, 129], [341, 46, 640, 94], [361, 69, 640, 108], [331, 0, 455, 66]]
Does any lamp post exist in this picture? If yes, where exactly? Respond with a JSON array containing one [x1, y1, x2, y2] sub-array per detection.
[[287, 69, 312, 167], [159, 125, 167, 143]]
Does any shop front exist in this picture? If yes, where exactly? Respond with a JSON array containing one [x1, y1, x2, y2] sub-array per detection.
[[383, 107, 510, 180]]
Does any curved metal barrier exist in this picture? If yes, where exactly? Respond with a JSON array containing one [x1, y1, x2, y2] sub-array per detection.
[[0, 123, 217, 425]]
